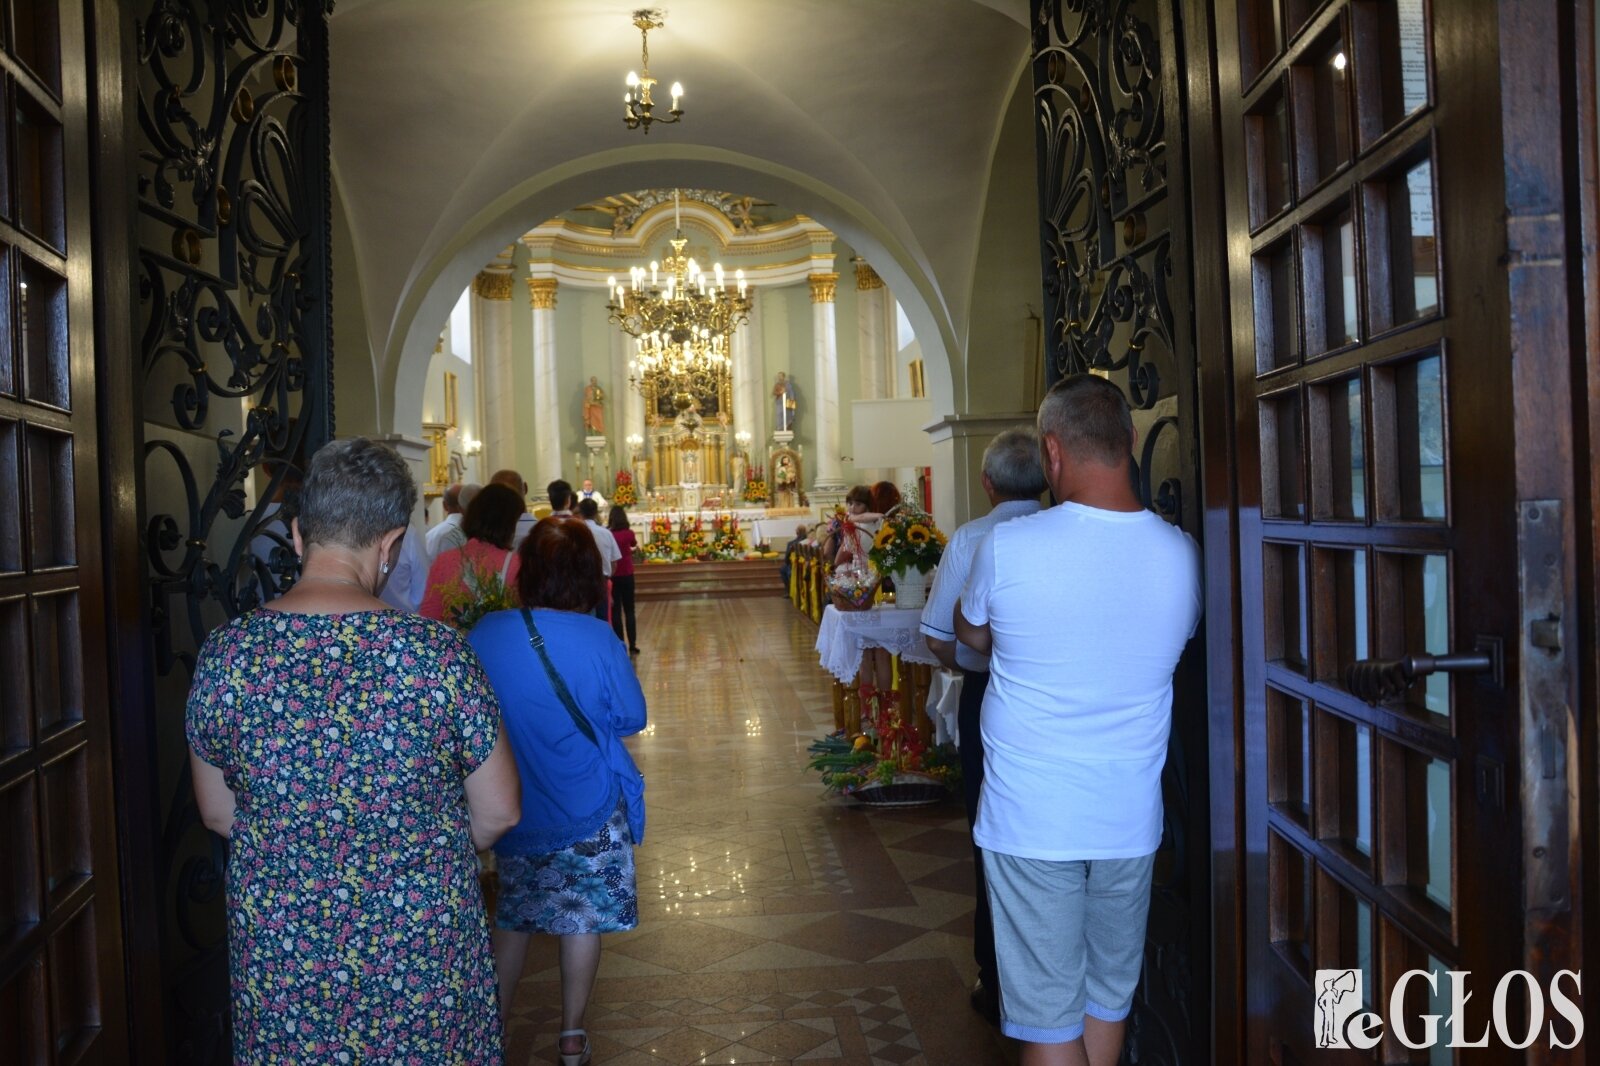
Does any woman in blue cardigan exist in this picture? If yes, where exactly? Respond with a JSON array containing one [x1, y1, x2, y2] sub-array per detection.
[[469, 517, 647, 1066]]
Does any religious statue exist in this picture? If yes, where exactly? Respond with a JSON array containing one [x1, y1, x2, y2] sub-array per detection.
[[583, 376, 605, 434], [773, 372, 798, 432], [681, 443, 701, 486], [729, 452, 747, 497], [732, 195, 757, 235], [775, 453, 797, 490]]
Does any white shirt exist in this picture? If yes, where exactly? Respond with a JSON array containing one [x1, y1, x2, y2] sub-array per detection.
[[919, 499, 1042, 672], [512, 512, 538, 547], [377, 517, 432, 614], [424, 512, 466, 568], [586, 519, 622, 577], [962, 502, 1200, 860]]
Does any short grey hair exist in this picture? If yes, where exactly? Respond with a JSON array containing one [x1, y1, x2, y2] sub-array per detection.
[[981, 427, 1048, 499], [297, 438, 417, 549], [458, 483, 482, 511], [1037, 374, 1134, 467]]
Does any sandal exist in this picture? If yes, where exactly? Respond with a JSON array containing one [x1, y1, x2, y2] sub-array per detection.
[[558, 1028, 592, 1066]]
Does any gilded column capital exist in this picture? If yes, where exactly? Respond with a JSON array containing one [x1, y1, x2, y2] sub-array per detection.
[[527, 276, 559, 309], [473, 269, 514, 300], [854, 262, 884, 291], [808, 272, 839, 304]]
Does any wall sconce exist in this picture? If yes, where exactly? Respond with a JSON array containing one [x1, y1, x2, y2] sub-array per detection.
[[462, 437, 483, 457]]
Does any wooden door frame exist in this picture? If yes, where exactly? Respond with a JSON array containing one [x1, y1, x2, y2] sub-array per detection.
[[84, 0, 168, 1057], [1190, 0, 1593, 1057]]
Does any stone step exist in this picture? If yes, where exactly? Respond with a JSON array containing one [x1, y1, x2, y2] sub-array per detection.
[[633, 558, 787, 600]]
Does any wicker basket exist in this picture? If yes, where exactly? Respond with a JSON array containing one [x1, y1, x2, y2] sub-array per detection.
[[849, 772, 949, 807], [829, 577, 879, 612]]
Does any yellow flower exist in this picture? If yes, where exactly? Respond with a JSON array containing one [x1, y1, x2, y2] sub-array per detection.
[[873, 527, 897, 549], [905, 524, 931, 544]]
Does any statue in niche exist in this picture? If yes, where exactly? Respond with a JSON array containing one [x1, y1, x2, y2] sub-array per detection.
[[583, 376, 605, 434], [772, 371, 798, 432], [730, 451, 747, 497], [680, 441, 701, 486], [732, 196, 757, 235]]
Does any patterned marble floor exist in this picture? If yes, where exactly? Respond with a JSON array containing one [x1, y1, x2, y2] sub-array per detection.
[[502, 597, 1012, 1066]]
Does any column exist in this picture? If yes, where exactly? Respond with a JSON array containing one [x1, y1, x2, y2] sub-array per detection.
[[527, 276, 562, 488], [809, 271, 844, 493], [731, 296, 758, 449], [854, 260, 892, 483], [472, 258, 515, 475]]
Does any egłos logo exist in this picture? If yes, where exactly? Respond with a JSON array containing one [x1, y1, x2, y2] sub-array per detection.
[[1314, 969, 1584, 1051]]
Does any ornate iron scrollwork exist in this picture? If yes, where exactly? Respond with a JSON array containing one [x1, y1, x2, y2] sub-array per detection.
[[134, 1, 334, 1060], [1032, 2, 1203, 1063]]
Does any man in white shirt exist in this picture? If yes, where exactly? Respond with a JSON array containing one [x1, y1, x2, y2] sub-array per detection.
[[577, 477, 608, 510], [424, 481, 479, 567], [918, 427, 1046, 1027], [955, 375, 1201, 1065]]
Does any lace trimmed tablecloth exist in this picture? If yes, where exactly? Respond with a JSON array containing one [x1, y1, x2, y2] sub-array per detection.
[[815, 604, 942, 683]]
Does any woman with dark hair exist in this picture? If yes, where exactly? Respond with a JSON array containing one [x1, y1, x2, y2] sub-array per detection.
[[185, 438, 522, 1063], [869, 480, 903, 516], [468, 518, 648, 1066], [606, 505, 640, 655], [421, 482, 526, 623]]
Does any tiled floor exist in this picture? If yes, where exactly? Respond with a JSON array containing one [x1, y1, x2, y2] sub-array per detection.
[[503, 597, 1012, 1065]]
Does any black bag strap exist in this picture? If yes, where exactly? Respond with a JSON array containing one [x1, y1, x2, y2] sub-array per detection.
[[520, 608, 601, 749]]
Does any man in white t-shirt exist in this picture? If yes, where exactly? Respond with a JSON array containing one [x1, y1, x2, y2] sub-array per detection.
[[955, 375, 1201, 1065], [424, 481, 479, 568], [918, 426, 1046, 1027]]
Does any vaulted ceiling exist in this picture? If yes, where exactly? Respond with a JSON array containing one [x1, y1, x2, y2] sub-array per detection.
[[328, 0, 1032, 431]]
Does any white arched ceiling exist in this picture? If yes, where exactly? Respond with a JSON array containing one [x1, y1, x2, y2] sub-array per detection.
[[327, 0, 1031, 435]]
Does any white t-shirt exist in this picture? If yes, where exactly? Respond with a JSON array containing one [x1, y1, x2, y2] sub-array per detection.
[[586, 519, 622, 577], [919, 499, 1042, 672], [962, 502, 1201, 860], [424, 512, 466, 568]]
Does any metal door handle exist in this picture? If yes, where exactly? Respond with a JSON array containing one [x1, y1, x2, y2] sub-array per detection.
[[1344, 652, 1495, 704]]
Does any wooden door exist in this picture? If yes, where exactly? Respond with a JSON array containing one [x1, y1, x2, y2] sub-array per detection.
[[1198, 0, 1586, 1060], [0, 0, 128, 1060]]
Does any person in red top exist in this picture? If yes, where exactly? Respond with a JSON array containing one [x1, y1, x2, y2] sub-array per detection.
[[607, 505, 641, 655]]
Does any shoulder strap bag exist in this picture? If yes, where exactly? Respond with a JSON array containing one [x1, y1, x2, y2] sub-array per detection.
[[520, 608, 601, 748]]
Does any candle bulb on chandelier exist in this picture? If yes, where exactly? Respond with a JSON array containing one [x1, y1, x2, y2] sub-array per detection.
[[650, 261, 659, 286], [736, 269, 747, 297], [671, 82, 683, 110]]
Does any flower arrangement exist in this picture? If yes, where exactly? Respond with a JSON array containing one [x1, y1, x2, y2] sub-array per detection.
[[808, 727, 960, 797], [439, 557, 518, 632], [612, 469, 637, 507], [710, 512, 747, 558], [867, 504, 948, 577], [743, 465, 769, 504], [649, 513, 672, 542], [680, 528, 710, 557]]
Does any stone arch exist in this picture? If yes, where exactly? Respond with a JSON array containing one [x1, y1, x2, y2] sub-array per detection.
[[379, 146, 963, 439]]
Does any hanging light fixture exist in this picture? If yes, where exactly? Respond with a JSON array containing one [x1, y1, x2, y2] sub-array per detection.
[[607, 190, 751, 406], [622, 9, 682, 134]]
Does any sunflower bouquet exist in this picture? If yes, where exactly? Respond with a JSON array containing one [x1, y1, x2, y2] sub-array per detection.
[[649, 513, 672, 542], [867, 504, 948, 577], [612, 469, 637, 507], [743, 465, 769, 504]]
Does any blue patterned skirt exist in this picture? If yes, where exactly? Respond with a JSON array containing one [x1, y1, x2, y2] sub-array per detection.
[[496, 801, 638, 935]]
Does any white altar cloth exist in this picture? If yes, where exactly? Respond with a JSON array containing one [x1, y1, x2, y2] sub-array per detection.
[[629, 508, 800, 551], [815, 604, 942, 684]]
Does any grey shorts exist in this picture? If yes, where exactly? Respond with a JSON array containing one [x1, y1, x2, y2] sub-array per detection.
[[982, 849, 1155, 1043]]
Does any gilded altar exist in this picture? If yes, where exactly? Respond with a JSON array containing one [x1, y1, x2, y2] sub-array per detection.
[[641, 373, 733, 509]]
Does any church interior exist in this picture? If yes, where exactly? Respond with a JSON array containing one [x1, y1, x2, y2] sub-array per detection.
[[4, 0, 1600, 1063]]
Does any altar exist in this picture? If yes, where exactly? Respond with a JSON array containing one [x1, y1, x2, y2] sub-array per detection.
[[627, 506, 802, 551]]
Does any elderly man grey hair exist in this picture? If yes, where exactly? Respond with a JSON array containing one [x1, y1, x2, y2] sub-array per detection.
[[981, 428, 1049, 501]]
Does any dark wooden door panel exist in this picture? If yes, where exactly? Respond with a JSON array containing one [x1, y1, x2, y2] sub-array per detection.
[[0, 0, 128, 1060], [1198, 0, 1586, 1060]]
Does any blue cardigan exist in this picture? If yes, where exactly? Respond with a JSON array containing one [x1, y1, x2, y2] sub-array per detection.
[[468, 608, 647, 854]]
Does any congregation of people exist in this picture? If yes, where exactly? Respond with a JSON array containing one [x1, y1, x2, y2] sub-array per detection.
[[181, 372, 1199, 1066]]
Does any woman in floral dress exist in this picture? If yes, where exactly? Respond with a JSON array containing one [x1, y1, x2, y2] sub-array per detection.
[[185, 438, 523, 1064]]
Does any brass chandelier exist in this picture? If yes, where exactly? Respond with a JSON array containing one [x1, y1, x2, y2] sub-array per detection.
[[607, 191, 751, 406], [622, 9, 682, 134]]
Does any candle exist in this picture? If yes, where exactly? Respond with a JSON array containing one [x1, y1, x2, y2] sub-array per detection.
[[674, 190, 681, 231]]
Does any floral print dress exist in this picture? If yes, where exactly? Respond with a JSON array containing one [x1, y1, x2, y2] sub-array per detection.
[[186, 610, 504, 1065]]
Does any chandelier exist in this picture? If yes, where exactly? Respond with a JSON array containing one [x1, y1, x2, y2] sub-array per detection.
[[607, 191, 752, 405], [622, 9, 682, 134]]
